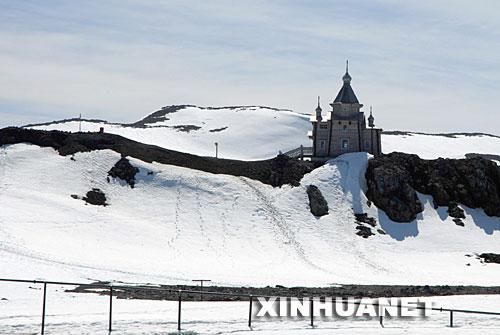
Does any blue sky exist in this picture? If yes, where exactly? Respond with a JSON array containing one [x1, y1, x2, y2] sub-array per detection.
[[1, 0, 499, 134]]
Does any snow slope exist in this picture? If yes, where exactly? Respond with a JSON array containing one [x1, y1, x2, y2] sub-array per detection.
[[27, 105, 500, 160], [1, 144, 499, 287], [28, 106, 311, 161]]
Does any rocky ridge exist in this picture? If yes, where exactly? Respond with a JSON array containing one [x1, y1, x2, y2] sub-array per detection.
[[366, 152, 500, 222], [0, 127, 313, 187]]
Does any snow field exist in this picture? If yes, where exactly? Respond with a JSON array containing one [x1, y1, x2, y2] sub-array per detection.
[[0, 144, 499, 287], [30, 106, 311, 161], [0, 281, 499, 334]]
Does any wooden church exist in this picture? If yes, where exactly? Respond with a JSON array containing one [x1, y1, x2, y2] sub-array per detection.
[[309, 62, 382, 160]]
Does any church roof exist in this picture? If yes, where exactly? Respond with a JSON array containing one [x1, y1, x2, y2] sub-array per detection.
[[333, 61, 359, 104], [333, 83, 359, 104]]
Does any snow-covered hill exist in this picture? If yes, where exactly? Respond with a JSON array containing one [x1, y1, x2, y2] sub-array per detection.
[[2, 105, 499, 287], [382, 131, 500, 160], [1, 143, 499, 287], [27, 105, 500, 160], [27, 105, 311, 161]]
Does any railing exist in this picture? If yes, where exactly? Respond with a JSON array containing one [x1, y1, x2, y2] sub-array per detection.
[[283, 145, 313, 159], [1, 277, 499, 333]]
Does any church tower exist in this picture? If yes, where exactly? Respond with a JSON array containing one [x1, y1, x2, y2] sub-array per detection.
[[309, 62, 382, 160]]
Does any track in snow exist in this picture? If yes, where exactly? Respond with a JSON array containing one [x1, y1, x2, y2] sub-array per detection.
[[239, 177, 329, 273]]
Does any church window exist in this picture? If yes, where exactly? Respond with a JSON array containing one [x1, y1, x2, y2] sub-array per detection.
[[343, 125, 347, 131], [320, 140, 326, 150], [341, 139, 349, 150], [338, 121, 341, 125]]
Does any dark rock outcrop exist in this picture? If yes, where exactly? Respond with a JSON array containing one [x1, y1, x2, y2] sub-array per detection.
[[366, 152, 500, 222], [354, 213, 383, 238], [128, 105, 188, 127], [108, 158, 139, 188], [479, 253, 500, 264], [365, 159, 423, 222], [448, 201, 465, 219], [172, 125, 201, 132], [354, 213, 377, 227], [83, 188, 107, 206], [306, 185, 329, 216], [0, 127, 314, 187], [68, 281, 500, 301], [209, 127, 228, 133], [270, 154, 313, 187], [466, 153, 500, 162], [355, 225, 374, 238]]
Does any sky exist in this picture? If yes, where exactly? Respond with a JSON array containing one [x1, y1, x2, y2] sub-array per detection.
[[0, 0, 499, 134]]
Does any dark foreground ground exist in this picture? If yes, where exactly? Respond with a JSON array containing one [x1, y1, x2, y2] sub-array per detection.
[[68, 283, 500, 301]]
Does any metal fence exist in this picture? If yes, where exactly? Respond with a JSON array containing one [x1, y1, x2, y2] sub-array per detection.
[[1, 277, 499, 334]]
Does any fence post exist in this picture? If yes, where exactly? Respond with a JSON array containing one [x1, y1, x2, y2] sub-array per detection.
[[109, 286, 113, 332], [41, 282, 47, 335], [310, 297, 314, 328], [450, 310, 453, 328], [178, 290, 182, 331], [248, 295, 253, 328]]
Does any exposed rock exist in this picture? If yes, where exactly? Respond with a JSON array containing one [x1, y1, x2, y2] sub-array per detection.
[[365, 160, 423, 222], [377, 229, 386, 235], [70, 194, 80, 199], [108, 157, 139, 188], [58, 142, 89, 156], [366, 152, 500, 222], [268, 154, 314, 187], [355, 213, 377, 227], [68, 281, 500, 301], [306, 185, 329, 217], [466, 153, 500, 162], [453, 218, 465, 227], [479, 253, 500, 264], [448, 201, 465, 219], [355, 225, 374, 238], [172, 124, 201, 132], [128, 105, 187, 127], [83, 188, 107, 206], [209, 127, 228, 133]]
